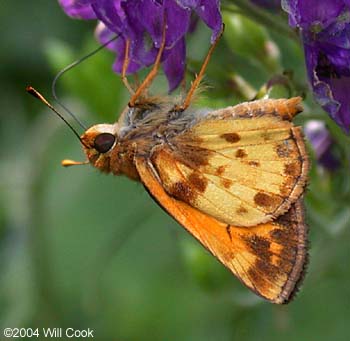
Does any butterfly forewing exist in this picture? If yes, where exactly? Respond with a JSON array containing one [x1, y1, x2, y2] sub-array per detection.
[[151, 99, 308, 227]]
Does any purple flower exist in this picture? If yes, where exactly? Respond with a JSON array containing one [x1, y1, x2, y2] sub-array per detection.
[[283, 0, 350, 133], [58, 0, 222, 91], [304, 120, 340, 171]]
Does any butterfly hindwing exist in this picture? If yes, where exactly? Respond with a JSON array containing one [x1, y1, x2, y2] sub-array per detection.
[[136, 157, 308, 304]]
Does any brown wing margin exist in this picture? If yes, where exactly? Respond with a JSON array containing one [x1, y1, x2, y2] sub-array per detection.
[[135, 157, 309, 304]]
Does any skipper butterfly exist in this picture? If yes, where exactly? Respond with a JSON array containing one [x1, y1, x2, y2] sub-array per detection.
[[27, 25, 309, 304]]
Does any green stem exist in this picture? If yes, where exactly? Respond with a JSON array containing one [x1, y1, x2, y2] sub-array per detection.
[[222, 0, 299, 43]]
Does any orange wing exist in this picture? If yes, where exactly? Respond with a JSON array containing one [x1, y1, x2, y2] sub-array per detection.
[[135, 158, 308, 304]]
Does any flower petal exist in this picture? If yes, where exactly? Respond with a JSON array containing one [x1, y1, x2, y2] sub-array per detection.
[[163, 0, 191, 47], [304, 120, 340, 170], [197, 0, 223, 41], [283, 0, 346, 29], [58, 0, 97, 19], [284, 1, 350, 133], [59, 0, 222, 91], [182, 0, 222, 42], [163, 37, 186, 92], [91, 0, 124, 33], [96, 22, 148, 74], [112, 37, 144, 74], [303, 45, 349, 132], [322, 76, 350, 131]]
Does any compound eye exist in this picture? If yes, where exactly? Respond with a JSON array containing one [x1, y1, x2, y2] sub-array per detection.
[[93, 133, 116, 153]]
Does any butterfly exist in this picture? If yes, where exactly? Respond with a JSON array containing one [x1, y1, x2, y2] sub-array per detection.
[[27, 25, 309, 304]]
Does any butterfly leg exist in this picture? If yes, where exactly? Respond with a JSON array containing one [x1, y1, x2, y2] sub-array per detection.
[[121, 39, 135, 95], [128, 17, 167, 107], [175, 25, 224, 112]]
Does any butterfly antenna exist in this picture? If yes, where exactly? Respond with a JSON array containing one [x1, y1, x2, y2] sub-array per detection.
[[26, 86, 88, 148], [52, 34, 121, 130]]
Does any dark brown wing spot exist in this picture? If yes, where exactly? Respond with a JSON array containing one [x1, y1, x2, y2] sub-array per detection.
[[220, 133, 240, 143], [262, 131, 271, 141], [215, 165, 226, 175], [236, 206, 248, 215], [221, 178, 233, 189], [243, 235, 272, 262], [176, 145, 212, 168], [254, 259, 280, 282], [188, 172, 207, 192], [248, 161, 260, 167], [272, 206, 297, 230], [270, 220, 298, 244], [170, 182, 196, 203], [270, 228, 286, 242], [254, 192, 280, 208], [235, 148, 247, 158], [269, 228, 297, 273], [279, 246, 296, 271], [284, 163, 300, 176]]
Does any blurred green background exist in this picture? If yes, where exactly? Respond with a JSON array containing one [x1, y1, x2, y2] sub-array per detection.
[[1, 1, 350, 340]]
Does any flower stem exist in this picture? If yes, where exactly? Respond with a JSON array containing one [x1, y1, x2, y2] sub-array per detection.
[[222, 0, 299, 43]]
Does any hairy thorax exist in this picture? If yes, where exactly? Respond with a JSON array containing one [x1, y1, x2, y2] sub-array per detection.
[[80, 98, 205, 180]]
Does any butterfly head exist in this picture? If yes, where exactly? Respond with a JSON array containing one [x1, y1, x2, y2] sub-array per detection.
[[78, 123, 119, 172]]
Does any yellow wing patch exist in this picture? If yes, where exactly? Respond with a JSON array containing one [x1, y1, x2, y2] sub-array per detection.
[[152, 105, 309, 227], [136, 158, 308, 304]]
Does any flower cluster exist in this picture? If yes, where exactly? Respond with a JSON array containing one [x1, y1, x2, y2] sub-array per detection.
[[59, 0, 222, 91], [283, 0, 350, 133]]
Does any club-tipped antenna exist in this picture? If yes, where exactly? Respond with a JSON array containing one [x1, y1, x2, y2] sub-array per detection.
[[61, 159, 89, 167], [52, 33, 121, 130], [26, 86, 88, 148]]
